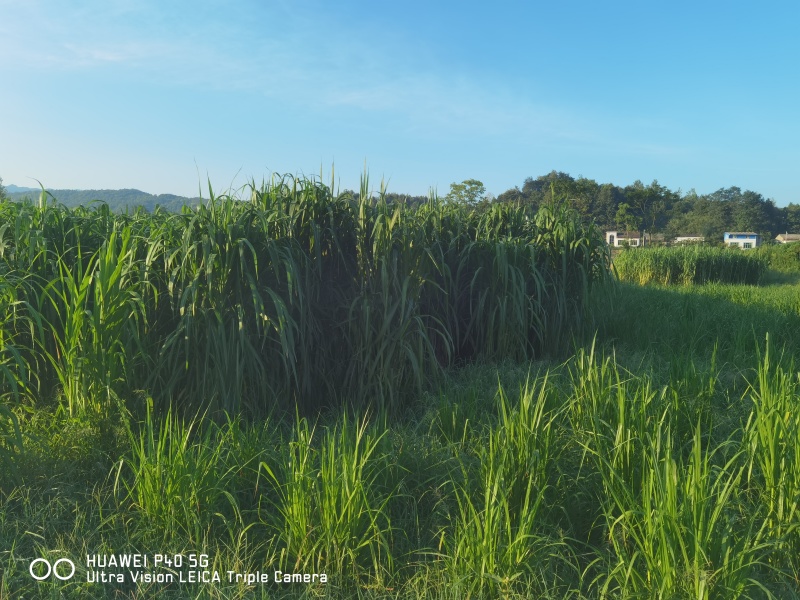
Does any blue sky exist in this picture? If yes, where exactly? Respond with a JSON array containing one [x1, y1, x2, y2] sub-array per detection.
[[1, 0, 799, 205]]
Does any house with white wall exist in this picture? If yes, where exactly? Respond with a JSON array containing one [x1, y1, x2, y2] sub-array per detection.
[[724, 232, 761, 249], [775, 233, 800, 244], [674, 236, 705, 244], [606, 231, 643, 247]]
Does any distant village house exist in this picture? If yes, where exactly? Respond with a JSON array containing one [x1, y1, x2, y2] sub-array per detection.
[[674, 236, 705, 244], [605, 231, 648, 247], [724, 232, 761, 249], [605, 231, 666, 247], [775, 233, 800, 244]]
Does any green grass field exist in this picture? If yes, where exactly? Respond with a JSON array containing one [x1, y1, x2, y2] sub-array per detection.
[[2, 182, 800, 598]]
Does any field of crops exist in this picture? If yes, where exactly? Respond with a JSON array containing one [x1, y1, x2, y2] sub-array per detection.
[[0, 176, 607, 420], [613, 245, 768, 286], [2, 180, 800, 598]]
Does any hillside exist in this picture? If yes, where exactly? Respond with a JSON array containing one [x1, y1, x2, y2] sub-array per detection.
[[6, 187, 202, 212]]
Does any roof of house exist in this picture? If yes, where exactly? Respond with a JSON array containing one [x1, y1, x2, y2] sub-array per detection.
[[724, 232, 759, 236], [776, 233, 800, 240]]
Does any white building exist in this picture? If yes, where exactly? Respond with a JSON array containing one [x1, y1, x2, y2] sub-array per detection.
[[606, 231, 643, 247], [723, 232, 761, 249], [674, 236, 705, 244]]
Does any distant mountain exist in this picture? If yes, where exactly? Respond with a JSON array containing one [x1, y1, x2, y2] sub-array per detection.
[[6, 184, 38, 193], [6, 187, 203, 212]]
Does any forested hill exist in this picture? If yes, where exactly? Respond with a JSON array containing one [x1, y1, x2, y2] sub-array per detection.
[[494, 171, 800, 240], [7, 187, 202, 212]]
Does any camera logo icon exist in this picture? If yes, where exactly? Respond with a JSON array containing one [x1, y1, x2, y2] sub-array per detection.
[[29, 558, 76, 581]]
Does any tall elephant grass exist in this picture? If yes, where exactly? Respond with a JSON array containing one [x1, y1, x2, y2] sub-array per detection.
[[113, 401, 246, 545], [614, 245, 767, 286], [570, 345, 776, 598], [0, 270, 37, 488], [260, 415, 394, 585], [756, 242, 800, 273], [41, 225, 147, 417], [745, 340, 800, 578], [443, 376, 574, 597], [0, 174, 609, 418], [592, 421, 770, 599]]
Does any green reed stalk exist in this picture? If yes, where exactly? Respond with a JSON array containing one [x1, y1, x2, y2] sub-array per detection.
[[445, 377, 565, 596], [261, 414, 392, 586], [745, 338, 800, 573]]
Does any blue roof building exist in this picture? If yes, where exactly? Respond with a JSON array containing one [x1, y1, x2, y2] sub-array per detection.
[[723, 232, 761, 249]]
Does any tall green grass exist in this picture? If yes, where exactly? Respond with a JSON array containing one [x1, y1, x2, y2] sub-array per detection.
[[0, 175, 608, 417], [261, 415, 393, 585], [444, 377, 561, 596], [0, 270, 35, 488], [113, 401, 245, 545], [570, 345, 777, 598], [613, 245, 767, 285], [4, 340, 800, 597], [745, 341, 800, 576], [756, 242, 800, 273]]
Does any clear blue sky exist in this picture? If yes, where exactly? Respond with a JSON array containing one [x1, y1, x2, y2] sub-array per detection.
[[2, 0, 799, 205]]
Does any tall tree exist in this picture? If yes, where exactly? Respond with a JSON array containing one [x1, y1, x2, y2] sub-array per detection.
[[732, 190, 776, 236], [783, 203, 800, 233], [615, 203, 639, 232], [621, 179, 676, 239], [495, 186, 525, 205], [708, 187, 778, 236], [521, 171, 574, 210], [594, 183, 625, 229], [565, 176, 599, 217], [445, 179, 487, 205]]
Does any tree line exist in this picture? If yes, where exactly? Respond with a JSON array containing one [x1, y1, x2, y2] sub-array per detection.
[[3, 173, 799, 242], [461, 172, 800, 242], [375, 173, 800, 243]]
